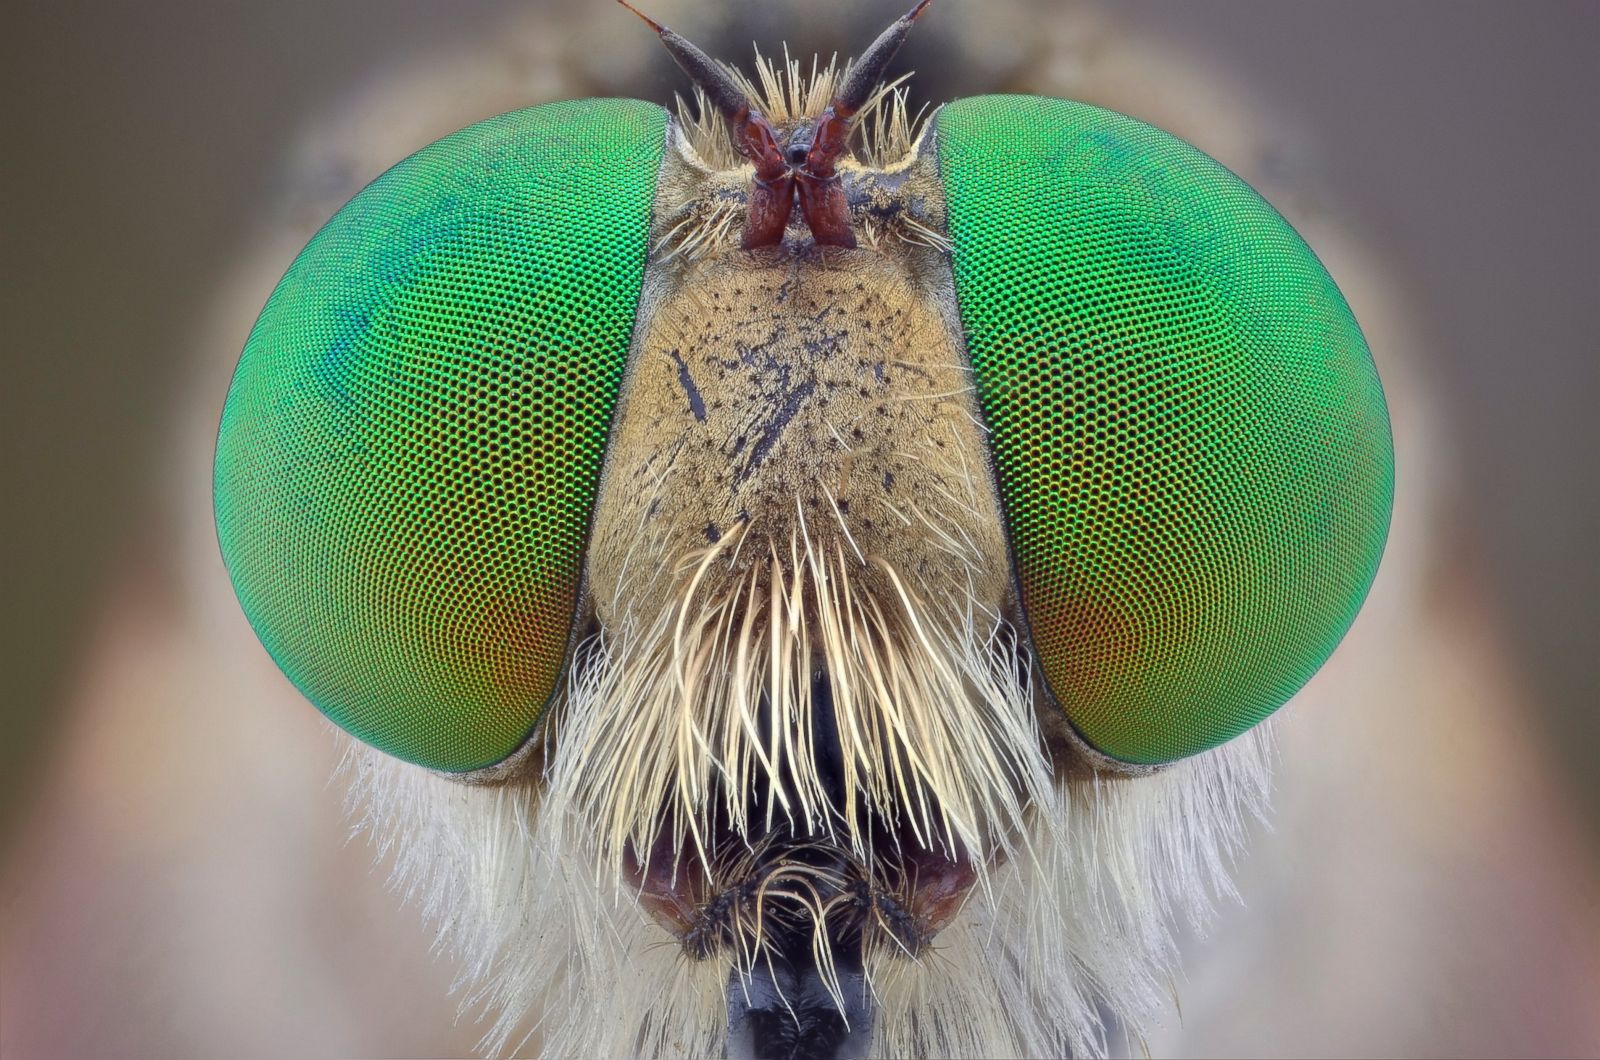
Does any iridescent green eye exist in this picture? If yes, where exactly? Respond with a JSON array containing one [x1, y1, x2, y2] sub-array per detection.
[[214, 99, 667, 772], [938, 95, 1394, 764]]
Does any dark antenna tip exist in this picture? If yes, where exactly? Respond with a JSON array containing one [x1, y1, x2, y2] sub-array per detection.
[[614, 0, 665, 35], [615, 0, 757, 121], [833, 0, 935, 116]]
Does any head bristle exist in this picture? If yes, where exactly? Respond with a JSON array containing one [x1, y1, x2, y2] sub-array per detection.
[[676, 50, 923, 171]]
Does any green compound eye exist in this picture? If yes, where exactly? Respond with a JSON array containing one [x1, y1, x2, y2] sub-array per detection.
[[938, 96, 1394, 764], [214, 99, 667, 772]]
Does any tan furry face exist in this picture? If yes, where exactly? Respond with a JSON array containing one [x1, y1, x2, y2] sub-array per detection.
[[562, 95, 1054, 979], [594, 109, 1012, 745], [591, 139, 1002, 631]]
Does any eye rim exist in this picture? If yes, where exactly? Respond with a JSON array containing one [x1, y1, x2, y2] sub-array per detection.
[[935, 93, 1395, 765], [1016, 606, 1176, 780]]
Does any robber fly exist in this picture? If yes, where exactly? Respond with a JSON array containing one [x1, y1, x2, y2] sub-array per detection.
[[213, 2, 1392, 1056]]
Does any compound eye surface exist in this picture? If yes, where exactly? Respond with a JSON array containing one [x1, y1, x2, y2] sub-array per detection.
[[214, 99, 667, 772], [938, 95, 1394, 764]]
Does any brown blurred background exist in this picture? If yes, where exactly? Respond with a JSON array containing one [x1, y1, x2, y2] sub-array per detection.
[[3, 2, 1597, 1057]]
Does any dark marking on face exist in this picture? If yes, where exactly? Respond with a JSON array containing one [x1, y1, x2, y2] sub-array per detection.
[[734, 378, 816, 486], [667, 348, 707, 423], [802, 328, 848, 360]]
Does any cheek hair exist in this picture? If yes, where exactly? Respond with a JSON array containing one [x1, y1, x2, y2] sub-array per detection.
[[339, 492, 1274, 1056], [340, 726, 1271, 1057]]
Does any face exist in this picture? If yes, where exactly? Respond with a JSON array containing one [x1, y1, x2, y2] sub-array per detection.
[[213, 3, 1392, 1056]]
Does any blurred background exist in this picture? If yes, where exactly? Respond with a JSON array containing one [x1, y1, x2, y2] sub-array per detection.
[[3, 1, 1597, 1056]]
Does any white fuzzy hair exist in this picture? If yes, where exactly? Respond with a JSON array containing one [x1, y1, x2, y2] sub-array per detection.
[[341, 554, 1273, 1057]]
